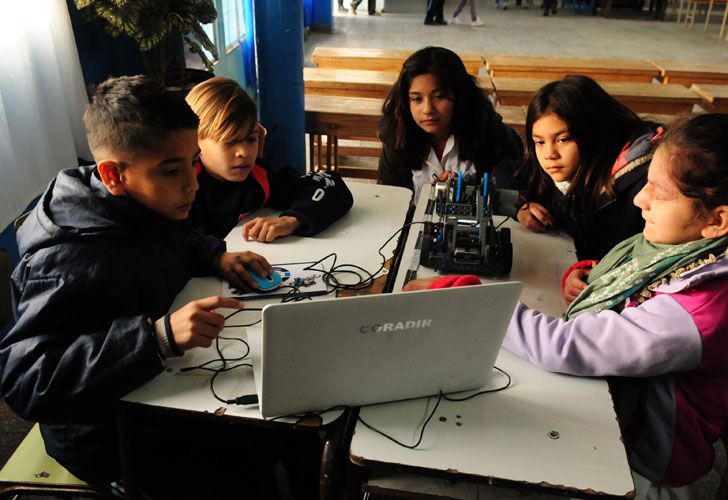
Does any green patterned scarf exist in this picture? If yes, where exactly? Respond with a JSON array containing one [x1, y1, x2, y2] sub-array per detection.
[[564, 234, 728, 320]]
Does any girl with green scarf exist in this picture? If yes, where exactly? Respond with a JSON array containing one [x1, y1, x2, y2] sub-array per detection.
[[406, 113, 728, 498], [503, 114, 728, 498]]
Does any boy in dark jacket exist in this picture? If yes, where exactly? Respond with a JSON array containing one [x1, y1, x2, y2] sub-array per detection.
[[185, 77, 354, 242], [0, 76, 271, 491]]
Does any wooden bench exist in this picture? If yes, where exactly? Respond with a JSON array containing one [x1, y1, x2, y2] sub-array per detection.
[[311, 47, 485, 76], [305, 94, 382, 177], [304, 94, 525, 176], [638, 112, 682, 124], [304, 67, 398, 99], [485, 55, 661, 83], [651, 60, 728, 86], [496, 105, 527, 137], [500, 109, 676, 139], [304, 67, 496, 100], [690, 83, 728, 112], [492, 77, 702, 115]]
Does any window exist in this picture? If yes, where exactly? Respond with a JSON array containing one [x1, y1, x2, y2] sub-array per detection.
[[184, 21, 217, 69], [201, 22, 217, 61], [221, 0, 246, 52]]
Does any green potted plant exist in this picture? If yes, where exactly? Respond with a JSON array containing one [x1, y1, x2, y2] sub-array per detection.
[[74, 0, 219, 85]]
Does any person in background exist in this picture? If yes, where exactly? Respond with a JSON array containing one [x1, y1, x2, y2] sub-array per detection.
[[425, 0, 447, 24], [351, 0, 380, 14], [542, 0, 558, 15], [450, 0, 484, 25]]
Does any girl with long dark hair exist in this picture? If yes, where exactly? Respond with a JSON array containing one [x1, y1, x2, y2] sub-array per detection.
[[377, 46, 523, 200], [517, 75, 663, 302]]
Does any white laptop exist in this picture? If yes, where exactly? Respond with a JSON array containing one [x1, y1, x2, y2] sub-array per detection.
[[247, 282, 522, 418]]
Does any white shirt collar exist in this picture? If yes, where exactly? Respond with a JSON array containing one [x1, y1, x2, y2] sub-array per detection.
[[554, 180, 570, 194]]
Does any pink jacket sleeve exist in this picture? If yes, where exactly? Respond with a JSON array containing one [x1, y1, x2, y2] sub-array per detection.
[[502, 294, 703, 377]]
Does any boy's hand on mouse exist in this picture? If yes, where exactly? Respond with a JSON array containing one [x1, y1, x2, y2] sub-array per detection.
[[563, 268, 591, 304], [214, 251, 273, 289], [517, 202, 553, 233], [242, 216, 301, 243], [170, 296, 244, 349]]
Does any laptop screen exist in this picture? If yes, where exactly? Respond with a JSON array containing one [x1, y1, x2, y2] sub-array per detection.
[[249, 282, 522, 417]]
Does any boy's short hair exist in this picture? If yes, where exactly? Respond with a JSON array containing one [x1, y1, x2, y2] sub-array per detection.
[[84, 75, 199, 159], [185, 76, 257, 143]]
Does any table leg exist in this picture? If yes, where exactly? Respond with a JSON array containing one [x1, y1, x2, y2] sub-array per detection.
[[320, 408, 359, 500], [317, 134, 323, 172], [334, 135, 339, 171], [308, 133, 315, 173], [326, 134, 333, 173], [116, 405, 139, 500]]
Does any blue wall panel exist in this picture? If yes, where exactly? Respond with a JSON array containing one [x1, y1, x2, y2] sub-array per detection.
[[254, 0, 305, 172]]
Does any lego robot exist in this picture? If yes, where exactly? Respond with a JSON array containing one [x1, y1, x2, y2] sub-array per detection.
[[419, 172, 512, 276]]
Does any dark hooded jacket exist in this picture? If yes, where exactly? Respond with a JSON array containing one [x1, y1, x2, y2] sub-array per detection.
[[562, 127, 660, 261], [520, 126, 662, 261], [0, 165, 224, 484], [190, 163, 354, 240]]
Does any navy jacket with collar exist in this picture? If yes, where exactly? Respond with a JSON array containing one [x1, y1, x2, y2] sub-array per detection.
[[190, 162, 354, 240], [0, 165, 224, 483], [550, 127, 660, 261]]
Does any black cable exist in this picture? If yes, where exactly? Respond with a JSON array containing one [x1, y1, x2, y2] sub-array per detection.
[[267, 405, 350, 422], [179, 336, 251, 373], [180, 221, 436, 404], [303, 253, 377, 293], [179, 360, 254, 404], [208, 362, 253, 404], [357, 393, 443, 449], [178, 308, 262, 399], [356, 366, 512, 449], [224, 307, 262, 321], [440, 366, 511, 401], [224, 307, 262, 329], [291, 221, 426, 296]]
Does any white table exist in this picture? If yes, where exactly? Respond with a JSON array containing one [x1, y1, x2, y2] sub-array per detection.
[[122, 183, 411, 418], [350, 187, 634, 498], [118, 182, 412, 498]]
